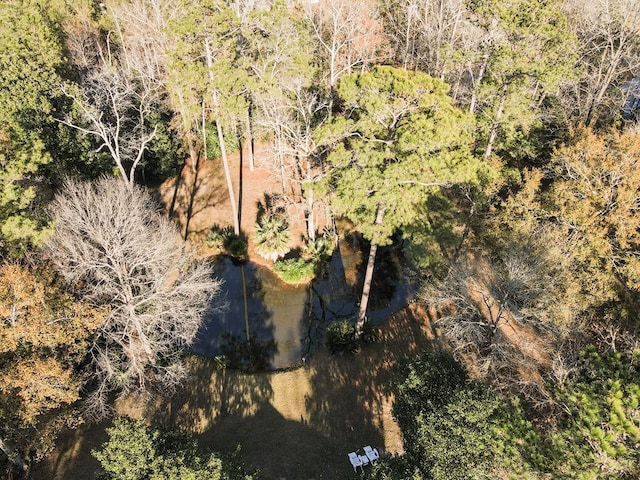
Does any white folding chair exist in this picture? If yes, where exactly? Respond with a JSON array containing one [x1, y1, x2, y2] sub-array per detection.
[[364, 445, 379, 463], [348, 452, 362, 472]]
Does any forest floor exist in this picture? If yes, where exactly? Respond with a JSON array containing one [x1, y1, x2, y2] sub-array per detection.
[[155, 142, 328, 265], [32, 303, 437, 480], [31, 145, 438, 479]]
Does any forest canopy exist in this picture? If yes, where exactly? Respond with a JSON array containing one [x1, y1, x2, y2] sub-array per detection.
[[1, 0, 639, 477]]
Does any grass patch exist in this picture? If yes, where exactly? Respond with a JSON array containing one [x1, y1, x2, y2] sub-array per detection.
[[272, 258, 315, 285]]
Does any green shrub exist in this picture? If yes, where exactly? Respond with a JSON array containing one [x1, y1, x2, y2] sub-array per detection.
[[204, 225, 234, 250], [272, 258, 315, 284], [324, 320, 357, 353], [224, 235, 248, 260], [302, 232, 336, 265]]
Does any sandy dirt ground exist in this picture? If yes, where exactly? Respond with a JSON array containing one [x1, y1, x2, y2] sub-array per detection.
[[30, 144, 438, 480], [31, 304, 437, 480]]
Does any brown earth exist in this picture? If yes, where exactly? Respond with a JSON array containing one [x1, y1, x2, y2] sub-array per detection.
[[30, 145, 438, 480], [31, 303, 437, 480], [157, 143, 327, 265]]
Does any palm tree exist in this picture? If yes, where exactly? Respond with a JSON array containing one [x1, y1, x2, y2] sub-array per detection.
[[254, 215, 291, 262]]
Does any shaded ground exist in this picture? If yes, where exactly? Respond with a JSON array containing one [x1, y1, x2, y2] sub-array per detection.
[[158, 143, 325, 263], [29, 142, 439, 479], [30, 141, 438, 478], [31, 303, 437, 480]]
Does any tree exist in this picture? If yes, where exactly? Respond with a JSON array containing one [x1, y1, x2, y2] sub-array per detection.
[[420, 239, 579, 402], [465, 0, 578, 163], [376, 0, 473, 77], [563, 0, 640, 127], [93, 416, 253, 480], [60, 3, 162, 191], [317, 66, 486, 333], [242, 0, 323, 219], [0, 0, 68, 252], [168, 0, 247, 236], [46, 177, 220, 418], [389, 351, 519, 479], [0, 263, 101, 471], [238, 1, 330, 241], [304, 0, 387, 107], [551, 343, 640, 478], [258, 85, 329, 240], [546, 129, 640, 316], [238, 0, 315, 172]]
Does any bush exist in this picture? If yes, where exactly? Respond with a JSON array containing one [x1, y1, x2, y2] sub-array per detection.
[[272, 258, 315, 284], [92, 416, 255, 480], [324, 320, 357, 353], [204, 225, 234, 251], [224, 235, 248, 260], [302, 232, 336, 265]]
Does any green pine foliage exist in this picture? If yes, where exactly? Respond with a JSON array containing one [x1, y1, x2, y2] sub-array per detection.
[[93, 416, 254, 480], [0, 0, 65, 252], [317, 65, 491, 247], [387, 350, 532, 479], [551, 346, 640, 478], [380, 346, 640, 479]]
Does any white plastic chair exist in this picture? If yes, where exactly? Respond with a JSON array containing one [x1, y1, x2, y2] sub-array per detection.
[[348, 452, 362, 472], [364, 445, 379, 463]]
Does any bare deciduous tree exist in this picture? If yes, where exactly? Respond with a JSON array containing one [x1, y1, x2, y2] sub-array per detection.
[[377, 0, 470, 76], [255, 84, 329, 240], [60, 4, 163, 191], [304, 0, 387, 100], [422, 239, 578, 404], [46, 177, 220, 419], [563, 0, 640, 126]]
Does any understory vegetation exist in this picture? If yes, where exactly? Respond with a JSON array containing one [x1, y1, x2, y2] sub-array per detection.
[[1, 0, 640, 478]]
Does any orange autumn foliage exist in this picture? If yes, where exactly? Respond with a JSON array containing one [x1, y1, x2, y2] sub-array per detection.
[[0, 263, 102, 354], [0, 263, 103, 457], [548, 129, 640, 301]]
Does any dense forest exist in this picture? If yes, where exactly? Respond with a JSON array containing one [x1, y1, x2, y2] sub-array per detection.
[[1, 0, 640, 478]]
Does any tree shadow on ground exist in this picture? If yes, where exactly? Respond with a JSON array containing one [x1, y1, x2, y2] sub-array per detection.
[[31, 305, 437, 480], [156, 159, 229, 239], [304, 303, 437, 461], [28, 419, 110, 480]]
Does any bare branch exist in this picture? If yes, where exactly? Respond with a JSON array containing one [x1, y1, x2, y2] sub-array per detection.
[[47, 177, 221, 419]]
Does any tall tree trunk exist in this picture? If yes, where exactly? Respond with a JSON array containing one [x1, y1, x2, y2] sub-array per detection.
[[469, 50, 490, 115], [306, 189, 316, 242], [245, 102, 255, 171], [484, 82, 508, 160], [204, 38, 240, 236], [188, 142, 198, 174], [216, 120, 240, 236], [276, 127, 288, 198], [0, 437, 27, 472], [305, 156, 316, 241], [403, 5, 413, 70], [356, 205, 385, 337]]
